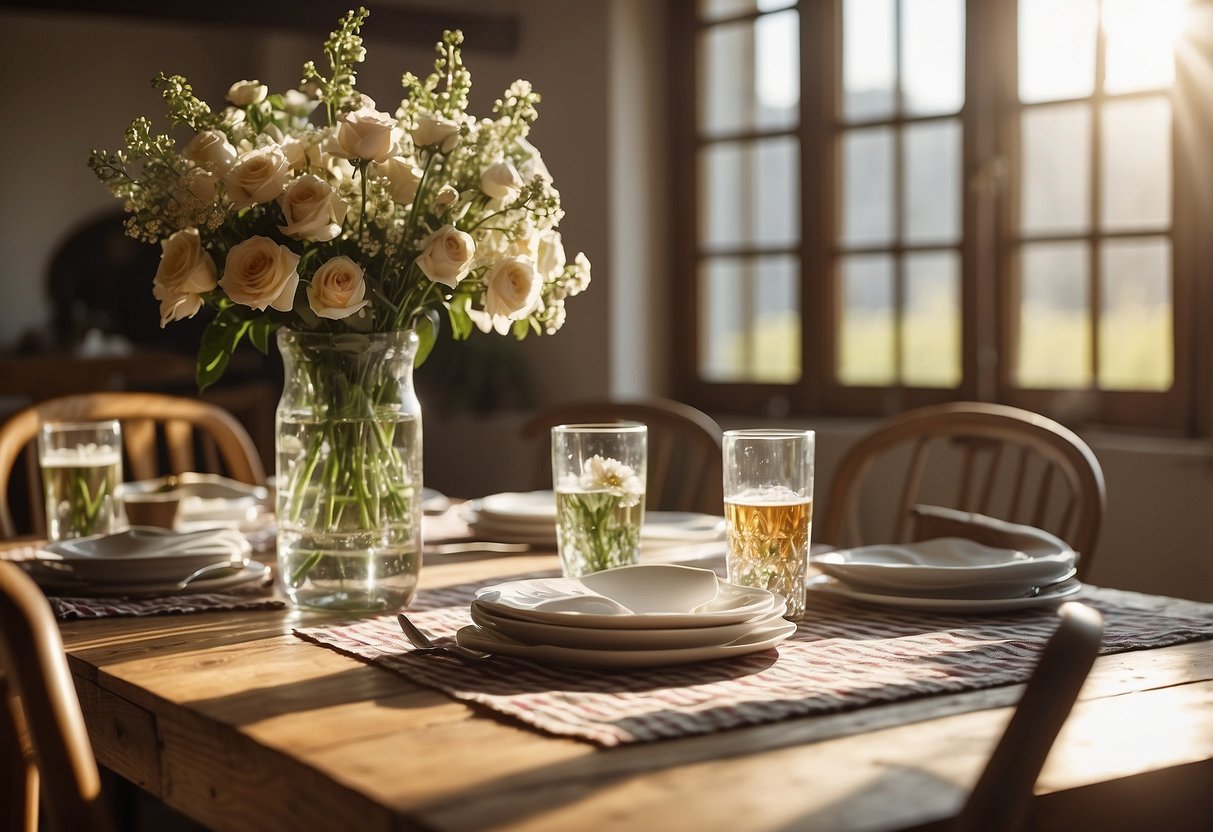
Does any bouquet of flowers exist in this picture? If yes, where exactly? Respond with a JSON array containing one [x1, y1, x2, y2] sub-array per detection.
[[87, 8, 591, 610], [88, 6, 590, 390]]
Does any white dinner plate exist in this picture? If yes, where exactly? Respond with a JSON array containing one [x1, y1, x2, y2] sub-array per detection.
[[455, 616, 797, 669], [475, 565, 781, 629], [806, 574, 1084, 613], [33, 527, 252, 583], [469, 601, 789, 650], [810, 536, 1075, 594], [467, 493, 725, 545], [32, 561, 269, 598]]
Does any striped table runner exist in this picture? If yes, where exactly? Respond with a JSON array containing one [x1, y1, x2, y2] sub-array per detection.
[[295, 580, 1213, 746]]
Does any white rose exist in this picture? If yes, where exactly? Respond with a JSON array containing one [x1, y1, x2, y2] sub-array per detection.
[[333, 106, 402, 163], [411, 113, 461, 152], [281, 89, 318, 118], [152, 228, 217, 327], [224, 145, 291, 209], [480, 159, 523, 201], [431, 185, 458, 212], [219, 236, 300, 312], [277, 174, 347, 242], [515, 136, 551, 183], [535, 230, 566, 280], [227, 80, 267, 106], [415, 224, 475, 288], [483, 256, 541, 320], [373, 157, 423, 205], [307, 256, 370, 320], [182, 129, 238, 175]]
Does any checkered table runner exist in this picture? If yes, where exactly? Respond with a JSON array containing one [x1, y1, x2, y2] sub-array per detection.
[[295, 578, 1213, 746]]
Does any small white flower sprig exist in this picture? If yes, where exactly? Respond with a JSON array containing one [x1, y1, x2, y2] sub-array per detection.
[[88, 7, 591, 390]]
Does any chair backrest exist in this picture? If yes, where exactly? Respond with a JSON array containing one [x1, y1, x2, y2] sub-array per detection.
[[0, 561, 112, 832], [521, 398, 725, 515], [0, 392, 266, 537], [955, 601, 1104, 832], [821, 402, 1106, 579]]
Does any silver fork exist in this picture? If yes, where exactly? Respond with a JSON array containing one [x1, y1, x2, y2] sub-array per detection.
[[396, 614, 493, 661]]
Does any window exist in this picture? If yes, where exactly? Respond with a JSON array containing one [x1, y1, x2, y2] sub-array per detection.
[[672, 0, 1211, 431]]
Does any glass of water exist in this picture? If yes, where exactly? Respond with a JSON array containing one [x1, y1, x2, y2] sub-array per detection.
[[723, 429, 815, 619], [551, 423, 647, 577], [38, 420, 123, 541]]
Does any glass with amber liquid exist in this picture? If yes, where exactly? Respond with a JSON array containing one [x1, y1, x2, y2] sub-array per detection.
[[723, 430, 815, 619]]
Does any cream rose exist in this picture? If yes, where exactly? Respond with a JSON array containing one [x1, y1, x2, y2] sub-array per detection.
[[227, 80, 267, 106], [431, 185, 459, 212], [306, 256, 370, 320], [182, 129, 238, 175], [415, 224, 475, 288], [334, 106, 401, 163], [535, 230, 566, 280], [219, 236, 300, 312], [411, 113, 461, 152], [152, 228, 217, 327], [483, 256, 541, 320], [480, 159, 523, 201], [277, 174, 347, 242], [224, 146, 291, 210], [374, 157, 423, 205]]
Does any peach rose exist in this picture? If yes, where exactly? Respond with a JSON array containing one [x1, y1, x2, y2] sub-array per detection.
[[306, 256, 370, 320], [152, 228, 217, 327], [483, 256, 541, 320], [277, 174, 347, 242], [219, 236, 300, 312], [333, 106, 401, 163], [415, 224, 475, 288], [224, 146, 291, 210]]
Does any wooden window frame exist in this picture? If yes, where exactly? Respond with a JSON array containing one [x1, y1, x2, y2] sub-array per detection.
[[669, 0, 1213, 434]]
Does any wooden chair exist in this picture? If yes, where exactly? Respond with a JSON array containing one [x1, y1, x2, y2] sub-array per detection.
[[522, 398, 725, 515], [821, 402, 1106, 579], [0, 392, 266, 538], [0, 560, 112, 832], [955, 601, 1104, 832]]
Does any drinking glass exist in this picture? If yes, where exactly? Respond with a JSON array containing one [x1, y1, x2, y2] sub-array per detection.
[[723, 429, 815, 619], [551, 423, 647, 577], [38, 420, 124, 541]]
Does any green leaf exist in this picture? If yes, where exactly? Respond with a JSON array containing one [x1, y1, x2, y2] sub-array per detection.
[[512, 318, 530, 340], [195, 309, 249, 392], [414, 309, 440, 367], [248, 317, 277, 354], [447, 295, 473, 340]]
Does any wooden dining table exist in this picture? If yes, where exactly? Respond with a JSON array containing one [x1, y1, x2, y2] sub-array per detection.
[[31, 544, 1213, 832]]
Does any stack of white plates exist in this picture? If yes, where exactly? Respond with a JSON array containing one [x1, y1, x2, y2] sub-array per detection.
[[25, 527, 265, 597], [808, 528, 1082, 613], [458, 563, 795, 668], [464, 490, 726, 547]]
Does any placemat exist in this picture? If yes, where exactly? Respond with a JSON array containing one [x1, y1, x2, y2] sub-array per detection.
[[2, 545, 284, 619], [295, 581, 1213, 747]]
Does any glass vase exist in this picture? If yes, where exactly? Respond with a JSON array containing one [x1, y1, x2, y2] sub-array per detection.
[[275, 329, 422, 611]]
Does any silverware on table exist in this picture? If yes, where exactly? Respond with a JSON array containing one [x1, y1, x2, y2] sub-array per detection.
[[396, 613, 493, 660]]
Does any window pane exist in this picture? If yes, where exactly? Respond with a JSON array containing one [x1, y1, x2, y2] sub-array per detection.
[[841, 127, 894, 246], [1021, 104, 1091, 235], [1099, 238, 1172, 391], [1018, 0, 1097, 103], [698, 257, 800, 382], [1103, 0, 1181, 94], [699, 13, 800, 136], [903, 120, 961, 244], [699, 138, 799, 251], [838, 254, 895, 385], [752, 256, 802, 382], [1102, 97, 1171, 231], [700, 259, 747, 381], [901, 0, 965, 116], [903, 251, 961, 387], [1017, 242, 1091, 388], [843, 0, 896, 120], [698, 0, 795, 21]]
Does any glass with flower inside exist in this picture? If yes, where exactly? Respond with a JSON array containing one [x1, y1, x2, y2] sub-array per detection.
[[551, 423, 647, 577]]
